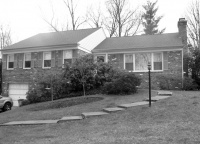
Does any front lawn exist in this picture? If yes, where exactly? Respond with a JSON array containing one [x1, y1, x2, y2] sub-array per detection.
[[0, 89, 154, 124], [2, 90, 200, 143]]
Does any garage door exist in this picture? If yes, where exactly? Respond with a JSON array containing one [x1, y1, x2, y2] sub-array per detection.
[[9, 84, 29, 106]]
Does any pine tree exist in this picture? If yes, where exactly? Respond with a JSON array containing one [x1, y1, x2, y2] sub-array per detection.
[[142, 0, 165, 35]]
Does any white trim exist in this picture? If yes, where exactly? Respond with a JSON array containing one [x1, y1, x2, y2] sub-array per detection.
[[105, 53, 108, 62], [93, 49, 183, 55], [3, 46, 78, 54], [43, 51, 51, 69], [23, 53, 31, 69], [7, 54, 14, 70]]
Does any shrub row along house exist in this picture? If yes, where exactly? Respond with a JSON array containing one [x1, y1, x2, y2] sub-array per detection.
[[1, 18, 187, 106]]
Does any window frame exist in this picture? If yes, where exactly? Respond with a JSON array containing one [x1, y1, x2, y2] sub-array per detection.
[[63, 50, 73, 66], [96, 55, 106, 63], [23, 53, 31, 69], [43, 51, 51, 69], [7, 54, 14, 70], [123, 52, 163, 72], [124, 54, 134, 71]]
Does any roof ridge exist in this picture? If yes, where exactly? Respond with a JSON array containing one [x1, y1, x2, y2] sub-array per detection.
[[105, 33, 179, 39], [39, 27, 101, 35]]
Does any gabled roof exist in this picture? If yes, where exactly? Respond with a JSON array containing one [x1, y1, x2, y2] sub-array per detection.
[[5, 28, 100, 49], [93, 33, 183, 52]]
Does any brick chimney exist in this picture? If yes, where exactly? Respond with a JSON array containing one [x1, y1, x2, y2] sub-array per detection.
[[178, 18, 188, 76], [178, 18, 188, 53]]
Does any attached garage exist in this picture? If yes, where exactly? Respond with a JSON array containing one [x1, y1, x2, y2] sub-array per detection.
[[9, 83, 29, 106]]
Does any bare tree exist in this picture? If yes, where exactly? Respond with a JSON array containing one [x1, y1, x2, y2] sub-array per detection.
[[186, 0, 200, 48], [105, 0, 142, 37], [86, 5, 104, 28], [63, 0, 87, 30], [0, 25, 12, 49], [40, 1, 60, 32]]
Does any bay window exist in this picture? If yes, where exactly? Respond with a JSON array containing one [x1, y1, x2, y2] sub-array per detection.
[[124, 52, 163, 71]]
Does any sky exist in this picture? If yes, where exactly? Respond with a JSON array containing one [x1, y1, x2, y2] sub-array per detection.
[[0, 0, 191, 44]]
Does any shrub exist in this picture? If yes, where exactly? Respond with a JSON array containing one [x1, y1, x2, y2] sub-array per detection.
[[102, 72, 141, 95], [183, 77, 198, 90], [156, 74, 182, 90]]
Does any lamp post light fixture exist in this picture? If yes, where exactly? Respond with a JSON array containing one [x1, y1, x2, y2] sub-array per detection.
[[148, 62, 151, 107]]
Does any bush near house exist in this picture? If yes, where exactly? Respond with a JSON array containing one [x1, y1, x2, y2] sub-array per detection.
[[182, 77, 198, 90], [156, 74, 182, 90], [102, 72, 141, 95], [24, 54, 141, 105]]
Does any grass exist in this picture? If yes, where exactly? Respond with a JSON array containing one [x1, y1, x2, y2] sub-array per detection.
[[2, 90, 200, 143], [26, 97, 103, 111]]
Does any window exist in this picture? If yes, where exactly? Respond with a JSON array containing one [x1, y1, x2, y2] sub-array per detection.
[[124, 52, 163, 72], [96, 55, 105, 62], [63, 50, 72, 65], [135, 53, 151, 71], [43, 52, 51, 68], [125, 54, 133, 71], [153, 53, 162, 70], [24, 53, 31, 69], [7, 54, 14, 69]]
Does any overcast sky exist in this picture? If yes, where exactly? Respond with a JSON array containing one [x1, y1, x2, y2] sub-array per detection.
[[0, 0, 191, 44]]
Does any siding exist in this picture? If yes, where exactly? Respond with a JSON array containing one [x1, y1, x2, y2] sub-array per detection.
[[79, 28, 106, 51]]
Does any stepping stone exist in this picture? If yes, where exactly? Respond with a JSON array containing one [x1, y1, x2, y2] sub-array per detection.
[[144, 97, 160, 102], [153, 96, 170, 100], [103, 107, 125, 113], [118, 101, 149, 108], [81, 112, 109, 118], [157, 91, 172, 96], [0, 120, 59, 126], [58, 116, 83, 122]]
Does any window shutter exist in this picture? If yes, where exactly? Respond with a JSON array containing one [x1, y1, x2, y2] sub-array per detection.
[[31, 52, 35, 68], [51, 51, 55, 67], [119, 54, 124, 69], [58, 50, 63, 67], [163, 52, 168, 70], [2, 54, 7, 69], [14, 54, 18, 68], [18, 53, 23, 68], [38, 52, 43, 67]]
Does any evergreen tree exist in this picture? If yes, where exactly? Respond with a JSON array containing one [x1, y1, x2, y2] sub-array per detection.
[[142, 0, 165, 35]]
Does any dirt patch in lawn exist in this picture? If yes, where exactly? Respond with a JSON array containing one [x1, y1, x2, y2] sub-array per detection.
[[26, 97, 104, 111]]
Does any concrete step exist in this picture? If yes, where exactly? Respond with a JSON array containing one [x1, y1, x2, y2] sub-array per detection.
[[157, 91, 173, 96], [1, 120, 59, 126], [103, 107, 125, 113], [58, 116, 83, 123], [118, 101, 149, 108], [82, 112, 109, 119]]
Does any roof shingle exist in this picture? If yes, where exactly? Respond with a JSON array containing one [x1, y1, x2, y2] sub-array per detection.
[[5, 28, 100, 49], [93, 33, 183, 52]]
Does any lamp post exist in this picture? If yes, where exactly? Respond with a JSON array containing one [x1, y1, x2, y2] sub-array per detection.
[[45, 75, 54, 101], [148, 62, 151, 107]]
